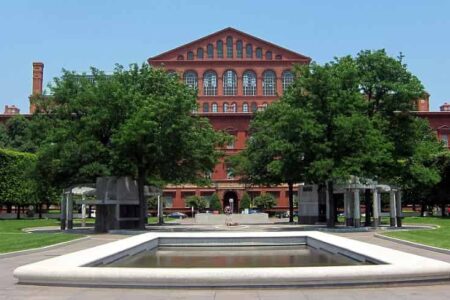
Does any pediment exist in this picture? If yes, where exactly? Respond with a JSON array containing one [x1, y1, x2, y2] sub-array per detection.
[[148, 27, 311, 63]]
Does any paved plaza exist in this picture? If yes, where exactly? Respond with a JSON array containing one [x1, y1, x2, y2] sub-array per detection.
[[1, 224, 450, 299]]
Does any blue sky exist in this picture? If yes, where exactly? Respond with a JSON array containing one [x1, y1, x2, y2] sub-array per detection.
[[1, 0, 449, 113]]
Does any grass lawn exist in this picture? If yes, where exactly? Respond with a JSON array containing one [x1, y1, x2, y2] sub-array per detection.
[[147, 217, 177, 224], [382, 216, 450, 249], [0, 219, 84, 254]]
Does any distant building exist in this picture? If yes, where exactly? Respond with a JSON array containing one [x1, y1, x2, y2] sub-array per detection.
[[3, 105, 20, 115]]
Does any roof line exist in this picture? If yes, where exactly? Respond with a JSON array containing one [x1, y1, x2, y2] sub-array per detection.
[[148, 27, 311, 62]]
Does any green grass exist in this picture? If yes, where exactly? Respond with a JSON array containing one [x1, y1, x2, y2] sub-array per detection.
[[147, 217, 177, 224], [0, 219, 84, 254], [382, 216, 450, 249]]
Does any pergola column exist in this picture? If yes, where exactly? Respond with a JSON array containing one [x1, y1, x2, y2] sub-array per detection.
[[67, 193, 73, 230], [389, 191, 397, 227], [372, 189, 379, 227], [60, 192, 66, 231], [344, 191, 353, 226], [396, 191, 402, 227], [353, 190, 361, 227]]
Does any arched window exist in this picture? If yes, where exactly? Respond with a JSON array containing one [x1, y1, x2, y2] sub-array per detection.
[[236, 40, 243, 58], [223, 102, 229, 112], [207, 44, 214, 58], [242, 102, 249, 113], [282, 71, 294, 92], [217, 40, 223, 58], [243, 70, 257, 96], [212, 103, 218, 113], [262, 102, 268, 108], [263, 70, 276, 96], [275, 54, 282, 60], [167, 70, 178, 78], [203, 102, 209, 112], [187, 51, 194, 60], [183, 71, 197, 89], [203, 71, 217, 96], [256, 47, 262, 59], [223, 70, 237, 96], [226, 36, 233, 58], [246, 44, 253, 58], [197, 48, 204, 59], [231, 102, 237, 112], [251, 102, 258, 112], [266, 51, 272, 60], [177, 55, 184, 60]]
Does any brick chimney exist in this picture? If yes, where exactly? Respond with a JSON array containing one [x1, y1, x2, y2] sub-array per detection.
[[30, 62, 44, 113], [416, 92, 430, 111]]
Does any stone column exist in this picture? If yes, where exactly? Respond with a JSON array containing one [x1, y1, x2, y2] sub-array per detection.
[[372, 189, 379, 227], [353, 190, 361, 227], [377, 192, 382, 225], [60, 192, 66, 231], [396, 191, 402, 227], [389, 191, 396, 227], [325, 189, 331, 223], [344, 191, 353, 226], [67, 193, 73, 230]]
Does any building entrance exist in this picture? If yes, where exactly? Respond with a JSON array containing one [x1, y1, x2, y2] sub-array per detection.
[[223, 191, 239, 213]]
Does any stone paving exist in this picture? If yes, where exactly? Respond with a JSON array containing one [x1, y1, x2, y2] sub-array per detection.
[[1, 224, 449, 299]]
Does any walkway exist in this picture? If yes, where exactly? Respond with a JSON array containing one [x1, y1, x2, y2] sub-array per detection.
[[0, 225, 449, 299]]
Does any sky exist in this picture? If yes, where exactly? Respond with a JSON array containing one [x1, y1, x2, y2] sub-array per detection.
[[0, 0, 449, 113]]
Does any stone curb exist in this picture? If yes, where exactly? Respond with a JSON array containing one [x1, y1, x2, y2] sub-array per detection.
[[374, 233, 450, 255], [0, 236, 90, 259]]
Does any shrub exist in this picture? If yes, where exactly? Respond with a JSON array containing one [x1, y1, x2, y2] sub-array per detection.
[[240, 192, 251, 210], [254, 193, 277, 209], [209, 193, 222, 211]]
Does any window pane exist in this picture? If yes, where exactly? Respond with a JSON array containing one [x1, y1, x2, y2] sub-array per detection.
[[197, 48, 204, 59], [212, 103, 218, 112], [256, 48, 262, 59], [203, 102, 209, 112], [217, 40, 223, 58], [187, 51, 194, 60], [184, 71, 197, 88], [263, 71, 276, 96], [243, 71, 256, 96], [207, 44, 214, 58], [223, 70, 237, 96], [246, 44, 253, 58], [236, 40, 243, 58], [226, 36, 233, 58], [251, 102, 257, 112], [282, 71, 294, 92], [266, 51, 272, 60], [203, 71, 217, 96], [243, 103, 248, 112]]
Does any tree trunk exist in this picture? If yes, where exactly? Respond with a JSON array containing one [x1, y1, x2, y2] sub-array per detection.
[[441, 203, 446, 217], [412, 202, 416, 211], [364, 189, 371, 226], [137, 167, 147, 230], [327, 181, 335, 227], [6, 204, 12, 213], [88, 205, 92, 218], [420, 203, 426, 217], [38, 203, 42, 219], [288, 181, 294, 223], [16, 205, 21, 219]]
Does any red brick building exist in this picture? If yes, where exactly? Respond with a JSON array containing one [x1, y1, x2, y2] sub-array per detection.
[[2, 27, 448, 213], [148, 27, 311, 212]]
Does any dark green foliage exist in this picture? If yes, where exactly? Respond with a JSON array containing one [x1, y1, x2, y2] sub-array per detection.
[[209, 193, 222, 211], [0, 148, 37, 208], [240, 192, 251, 210], [253, 193, 276, 209], [185, 195, 208, 211]]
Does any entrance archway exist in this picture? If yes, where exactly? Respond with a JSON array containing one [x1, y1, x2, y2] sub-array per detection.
[[223, 191, 239, 213]]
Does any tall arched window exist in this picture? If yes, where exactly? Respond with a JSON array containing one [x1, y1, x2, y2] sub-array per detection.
[[256, 47, 262, 59], [266, 51, 272, 60], [187, 51, 194, 60], [223, 102, 229, 112], [236, 40, 243, 58], [223, 70, 237, 96], [282, 71, 294, 92], [217, 40, 223, 58], [184, 71, 197, 89], [202, 102, 209, 112], [226, 36, 233, 58], [243, 70, 257, 96], [263, 70, 276, 96], [251, 102, 258, 112], [207, 44, 214, 58], [197, 48, 204, 59], [203, 71, 217, 96], [231, 102, 237, 112], [177, 55, 184, 60], [246, 44, 253, 58], [212, 103, 218, 113], [242, 102, 249, 112]]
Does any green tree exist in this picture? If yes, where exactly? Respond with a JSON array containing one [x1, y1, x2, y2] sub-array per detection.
[[186, 195, 208, 212], [240, 192, 251, 210], [253, 193, 276, 210], [209, 193, 222, 211], [36, 64, 226, 228]]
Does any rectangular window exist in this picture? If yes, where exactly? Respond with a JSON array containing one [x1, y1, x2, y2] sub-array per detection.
[[441, 134, 448, 147]]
